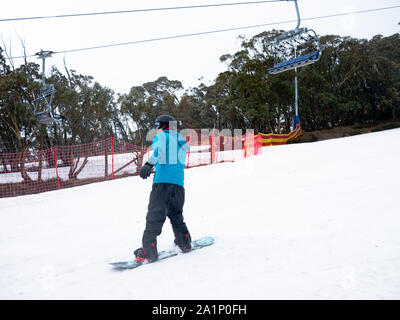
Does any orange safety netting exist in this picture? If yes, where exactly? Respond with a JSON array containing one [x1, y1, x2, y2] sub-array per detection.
[[1, 126, 300, 198]]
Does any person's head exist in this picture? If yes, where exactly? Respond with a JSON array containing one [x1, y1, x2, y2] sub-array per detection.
[[154, 114, 177, 131]]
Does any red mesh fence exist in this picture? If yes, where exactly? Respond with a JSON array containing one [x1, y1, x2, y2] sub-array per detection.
[[0, 137, 148, 198], [184, 129, 245, 167], [0, 132, 252, 198]]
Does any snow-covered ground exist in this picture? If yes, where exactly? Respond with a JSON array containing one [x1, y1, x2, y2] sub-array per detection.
[[1, 129, 400, 299]]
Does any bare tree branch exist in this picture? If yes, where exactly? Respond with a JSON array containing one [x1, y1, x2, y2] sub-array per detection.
[[16, 33, 28, 67], [63, 56, 73, 88], [0, 35, 15, 70]]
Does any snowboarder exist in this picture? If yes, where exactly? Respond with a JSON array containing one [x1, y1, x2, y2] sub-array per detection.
[[134, 114, 192, 263]]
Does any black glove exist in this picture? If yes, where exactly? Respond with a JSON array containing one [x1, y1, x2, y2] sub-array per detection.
[[139, 162, 153, 179]]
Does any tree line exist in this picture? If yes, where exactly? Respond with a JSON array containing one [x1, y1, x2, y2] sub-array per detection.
[[1, 31, 399, 154]]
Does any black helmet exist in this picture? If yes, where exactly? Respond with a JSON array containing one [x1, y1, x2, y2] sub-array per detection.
[[155, 114, 177, 130]]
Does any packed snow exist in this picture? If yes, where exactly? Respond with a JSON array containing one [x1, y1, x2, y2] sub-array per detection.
[[1, 129, 400, 299]]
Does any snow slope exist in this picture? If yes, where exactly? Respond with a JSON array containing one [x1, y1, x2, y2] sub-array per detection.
[[1, 129, 400, 300]]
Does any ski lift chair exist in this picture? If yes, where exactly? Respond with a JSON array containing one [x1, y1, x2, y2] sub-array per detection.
[[33, 50, 64, 125], [267, 28, 321, 75], [33, 83, 64, 124]]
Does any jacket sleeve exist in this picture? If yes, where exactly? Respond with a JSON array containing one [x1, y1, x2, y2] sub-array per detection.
[[148, 133, 167, 165], [178, 135, 190, 154]]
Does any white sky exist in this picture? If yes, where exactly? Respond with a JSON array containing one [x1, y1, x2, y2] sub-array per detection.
[[1, 0, 399, 94]]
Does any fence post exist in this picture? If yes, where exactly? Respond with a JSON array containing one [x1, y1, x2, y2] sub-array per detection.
[[243, 131, 255, 158], [52, 146, 61, 190], [112, 136, 114, 180], [186, 129, 192, 169], [254, 134, 262, 155], [243, 133, 247, 158], [210, 132, 215, 164]]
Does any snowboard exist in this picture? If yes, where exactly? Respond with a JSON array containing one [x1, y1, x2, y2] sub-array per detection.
[[109, 236, 214, 270]]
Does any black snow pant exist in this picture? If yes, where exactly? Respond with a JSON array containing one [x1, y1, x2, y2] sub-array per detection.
[[142, 183, 190, 254]]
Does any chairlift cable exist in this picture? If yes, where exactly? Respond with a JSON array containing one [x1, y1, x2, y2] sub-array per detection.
[[6, 4, 400, 60], [0, 1, 285, 22]]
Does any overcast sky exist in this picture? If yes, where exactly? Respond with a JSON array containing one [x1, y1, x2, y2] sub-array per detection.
[[1, 0, 399, 94]]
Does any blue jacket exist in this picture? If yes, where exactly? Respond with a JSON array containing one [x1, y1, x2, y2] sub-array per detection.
[[147, 130, 189, 187]]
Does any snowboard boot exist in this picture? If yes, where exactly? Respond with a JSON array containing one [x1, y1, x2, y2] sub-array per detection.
[[174, 233, 192, 253], [134, 242, 158, 263]]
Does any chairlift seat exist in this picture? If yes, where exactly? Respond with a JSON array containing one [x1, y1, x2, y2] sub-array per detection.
[[35, 111, 64, 124], [268, 51, 320, 74]]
